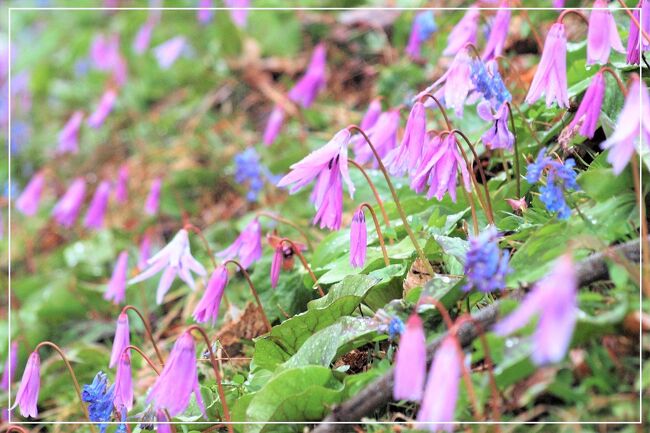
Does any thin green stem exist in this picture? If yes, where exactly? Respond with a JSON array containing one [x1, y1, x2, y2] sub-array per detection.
[[506, 102, 521, 198]]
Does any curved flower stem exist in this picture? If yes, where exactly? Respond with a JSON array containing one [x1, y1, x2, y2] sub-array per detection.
[[630, 156, 650, 296], [223, 259, 272, 333], [256, 211, 314, 250], [506, 102, 521, 198], [279, 238, 325, 296], [453, 129, 495, 224], [420, 93, 451, 131], [121, 305, 165, 367], [557, 9, 589, 25], [34, 342, 97, 432], [617, 0, 650, 45], [348, 159, 391, 228], [186, 325, 233, 433], [5, 427, 29, 433], [348, 125, 435, 276], [184, 223, 218, 268], [461, 188, 480, 236], [600, 66, 628, 96], [358, 202, 390, 267]]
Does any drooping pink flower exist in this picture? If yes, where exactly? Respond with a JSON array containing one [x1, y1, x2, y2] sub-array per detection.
[[11, 351, 40, 418], [133, 18, 156, 54], [482, 1, 511, 60], [506, 197, 528, 212], [115, 164, 129, 204], [587, 0, 624, 65], [90, 34, 120, 71], [105, 251, 129, 305], [270, 246, 283, 288], [416, 335, 461, 431], [84, 180, 111, 229], [494, 254, 577, 365], [57, 111, 84, 154], [405, 11, 437, 60], [601, 77, 650, 174], [129, 229, 207, 304], [443, 6, 480, 56], [225, 0, 250, 28], [351, 98, 383, 151], [384, 101, 426, 176], [1, 341, 19, 391], [525, 23, 569, 108], [477, 101, 514, 151], [157, 410, 172, 433], [420, 47, 474, 117], [109, 312, 130, 369], [147, 332, 205, 417], [393, 314, 426, 401], [354, 110, 400, 164], [113, 351, 133, 411], [154, 36, 186, 69], [193, 265, 228, 325], [626, 0, 650, 64], [138, 232, 153, 270], [288, 43, 327, 109], [88, 89, 117, 128], [263, 105, 285, 146], [568, 71, 605, 139], [15, 171, 45, 216], [197, 0, 214, 24], [144, 178, 162, 216], [349, 207, 367, 268], [52, 178, 86, 228], [217, 218, 262, 269]]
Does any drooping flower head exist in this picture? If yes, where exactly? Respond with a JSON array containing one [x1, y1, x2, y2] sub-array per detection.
[[384, 101, 426, 176], [197, 0, 214, 24], [84, 180, 111, 229], [88, 89, 117, 128], [270, 246, 283, 289], [15, 171, 45, 216], [626, 0, 650, 64], [217, 218, 263, 269], [601, 77, 650, 174], [349, 207, 367, 269], [393, 313, 426, 402], [525, 23, 569, 108], [587, 0, 624, 65], [406, 10, 437, 60], [154, 36, 186, 69], [105, 251, 129, 305], [526, 149, 579, 220], [263, 105, 285, 146], [82, 371, 115, 433], [421, 47, 474, 117], [225, 0, 250, 28], [354, 109, 400, 164], [494, 254, 577, 365], [477, 101, 514, 151], [157, 410, 172, 433], [52, 178, 86, 228], [57, 111, 84, 154], [147, 332, 205, 417], [359, 98, 383, 132], [109, 312, 130, 369], [144, 177, 162, 216], [193, 265, 228, 325], [11, 351, 40, 418], [138, 232, 153, 270], [443, 6, 480, 56], [568, 71, 605, 139], [114, 164, 129, 204], [482, 1, 511, 60], [90, 34, 120, 71], [288, 43, 327, 108], [113, 352, 133, 411], [1, 341, 19, 391], [463, 226, 511, 293], [133, 17, 157, 54]]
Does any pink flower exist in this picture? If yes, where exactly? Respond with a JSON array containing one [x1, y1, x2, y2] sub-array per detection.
[[349, 207, 367, 268], [288, 43, 327, 108], [405, 11, 437, 60], [88, 89, 117, 128], [197, 0, 214, 24], [193, 266, 228, 325], [494, 254, 577, 365], [420, 48, 473, 117], [384, 101, 426, 176], [52, 178, 86, 228], [271, 246, 283, 288], [601, 77, 650, 174], [84, 180, 111, 229], [587, 0, 624, 65], [443, 6, 480, 56], [15, 171, 45, 216], [154, 36, 186, 69], [90, 34, 120, 71], [525, 23, 569, 108], [360, 98, 382, 131], [144, 178, 162, 216], [113, 352, 133, 411], [263, 105, 285, 146], [568, 71, 605, 139], [1, 341, 19, 391], [105, 251, 129, 305], [109, 312, 130, 369], [393, 314, 426, 401], [506, 197, 528, 212], [11, 352, 40, 418], [626, 0, 650, 64], [217, 218, 263, 269], [354, 110, 400, 165], [133, 18, 156, 54], [225, 0, 249, 28], [478, 101, 514, 151], [482, 1, 510, 60], [57, 111, 84, 154], [157, 410, 172, 433], [138, 232, 153, 270], [147, 332, 205, 417], [115, 164, 129, 204]]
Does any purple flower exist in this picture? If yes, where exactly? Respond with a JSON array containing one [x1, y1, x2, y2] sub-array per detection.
[[384, 101, 426, 176], [263, 105, 285, 146], [271, 246, 283, 289], [57, 111, 84, 154], [288, 43, 327, 108], [406, 11, 437, 60], [197, 0, 214, 24], [12, 352, 40, 418], [626, 0, 650, 64], [52, 178, 86, 228], [225, 0, 249, 28], [88, 89, 117, 128], [1, 341, 19, 391], [90, 34, 120, 71], [553, 0, 566, 7], [463, 226, 510, 293], [601, 77, 650, 174], [568, 71, 605, 139], [424, 48, 474, 117], [525, 23, 568, 108], [84, 180, 111, 229], [15, 171, 45, 216], [494, 254, 577, 365], [139, 233, 153, 270], [154, 37, 186, 69], [113, 352, 133, 411], [115, 164, 128, 204], [129, 229, 207, 304], [482, 2, 510, 60], [416, 335, 461, 431], [349, 207, 367, 268], [354, 110, 400, 165], [157, 410, 172, 433], [105, 251, 129, 305], [443, 6, 480, 56], [393, 314, 426, 402], [147, 332, 205, 417], [193, 265, 228, 325], [278, 128, 355, 230], [109, 312, 130, 369], [411, 133, 471, 202], [360, 98, 382, 131], [144, 178, 162, 216], [217, 218, 263, 269], [133, 18, 156, 54], [587, 0, 624, 65], [478, 101, 514, 151]]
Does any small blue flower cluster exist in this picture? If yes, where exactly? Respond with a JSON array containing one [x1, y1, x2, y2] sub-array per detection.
[[470, 60, 511, 108], [388, 316, 405, 340], [82, 372, 115, 433], [463, 227, 511, 293], [526, 149, 579, 220], [234, 148, 278, 202], [415, 11, 437, 41]]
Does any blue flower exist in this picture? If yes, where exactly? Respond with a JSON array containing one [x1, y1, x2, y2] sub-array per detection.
[[388, 316, 406, 340], [526, 148, 579, 220], [463, 227, 511, 293], [415, 11, 437, 41], [470, 59, 511, 109], [233, 148, 278, 202], [82, 372, 115, 433]]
